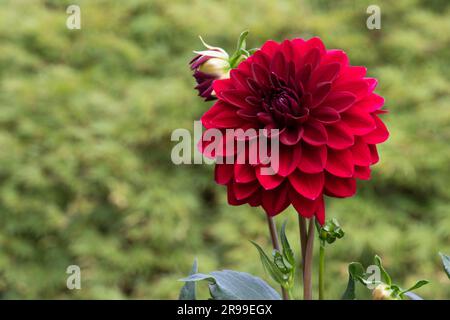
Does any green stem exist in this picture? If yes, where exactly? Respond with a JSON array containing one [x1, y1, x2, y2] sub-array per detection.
[[303, 218, 315, 300], [319, 243, 325, 300], [266, 215, 290, 300]]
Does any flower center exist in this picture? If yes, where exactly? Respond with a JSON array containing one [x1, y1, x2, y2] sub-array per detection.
[[263, 87, 308, 127]]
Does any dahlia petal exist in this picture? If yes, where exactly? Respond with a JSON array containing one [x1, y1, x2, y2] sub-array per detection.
[[305, 37, 326, 55], [270, 51, 287, 80], [333, 79, 369, 101], [248, 191, 262, 207], [280, 39, 295, 62], [261, 182, 291, 216], [236, 109, 258, 121], [201, 101, 226, 128], [311, 106, 341, 124], [260, 40, 280, 58], [289, 170, 324, 200], [220, 89, 254, 109], [302, 119, 328, 146], [315, 196, 325, 225], [233, 181, 260, 200], [310, 63, 341, 88], [290, 189, 318, 218], [326, 121, 354, 150], [296, 64, 312, 87], [256, 166, 285, 190], [311, 82, 332, 108], [213, 78, 235, 95], [353, 93, 385, 113], [234, 163, 256, 183], [227, 183, 247, 205], [276, 144, 302, 177], [325, 149, 354, 178], [365, 78, 378, 92], [252, 63, 270, 87], [321, 50, 349, 68], [209, 110, 246, 129], [350, 137, 372, 166], [298, 143, 327, 173], [252, 51, 271, 69], [303, 48, 321, 70], [368, 144, 379, 164], [230, 69, 251, 91], [354, 165, 371, 180], [363, 115, 389, 144], [338, 66, 367, 81], [322, 91, 356, 112], [279, 126, 304, 145], [324, 174, 356, 198], [342, 108, 377, 135], [215, 164, 234, 185]]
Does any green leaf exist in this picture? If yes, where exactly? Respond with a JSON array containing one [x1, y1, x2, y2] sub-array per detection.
[[402, 280, 429, 294], [180, 270, 281, 300], [280, 221, 295, 266], [374, 255, 392, 286], [236, 30, 249, 50], [341, 262, 365, 300], [439, 252, 450, 279], [250, 241, 285, 284], [178, 258, 198, 300]]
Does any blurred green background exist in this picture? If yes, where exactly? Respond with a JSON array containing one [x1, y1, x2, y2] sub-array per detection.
[[0, 0, 449, 299]]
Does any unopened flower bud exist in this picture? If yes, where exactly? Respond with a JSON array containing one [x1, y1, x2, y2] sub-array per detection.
[[372, 284, 398, 300], [189, 37, 230, 101]]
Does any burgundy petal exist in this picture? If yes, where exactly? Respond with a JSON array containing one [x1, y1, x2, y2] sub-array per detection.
[[322, 91, 356, 112], [303, 119, 328, 146], [325, 149, 354, 178], [298, 143, 327, 173], [289, 170, 324, 200], [280, 126, 304, 145], [324, 174, 356, 198], [256, 166, 285, 190], [311, 107, 341, 124], [326, 122, 355, 150], [261, 182, 291, 216]]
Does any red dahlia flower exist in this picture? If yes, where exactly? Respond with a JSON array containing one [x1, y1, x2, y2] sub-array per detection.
[[200, 37, 389, 224]]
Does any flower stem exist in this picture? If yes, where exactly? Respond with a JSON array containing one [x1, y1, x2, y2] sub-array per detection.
[[298, 216, 307, 266], [266, 215, 290, 300], [319, 243, 325, 300], [303, 218, 315, 300]]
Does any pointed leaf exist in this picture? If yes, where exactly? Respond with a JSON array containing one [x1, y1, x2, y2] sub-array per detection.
[[178, 259, 199, 300], [374, 255, 392, 286], [181, 270, 281, 300], [341, 262, 365, 300], [439, 252, 450, 279], [280, 221, 295, 266], [251, 241, 285, 285]]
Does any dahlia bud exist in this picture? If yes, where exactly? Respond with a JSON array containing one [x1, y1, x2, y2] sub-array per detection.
[[372, 284, 398, 300], [190, 37, 231, 101], [317, 218, 344, 245]]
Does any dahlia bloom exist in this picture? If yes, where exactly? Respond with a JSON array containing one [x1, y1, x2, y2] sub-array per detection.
[[200, 37, 389, 224], [190, 38, 231, 101]]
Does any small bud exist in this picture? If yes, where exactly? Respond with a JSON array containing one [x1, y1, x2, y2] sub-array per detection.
[[372, 284, 398, 300], [189, 37, 231, 101], [317, 218, 345, 245]]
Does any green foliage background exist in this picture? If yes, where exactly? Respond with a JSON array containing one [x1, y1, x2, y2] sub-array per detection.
[[0, 0, 449, 299]]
